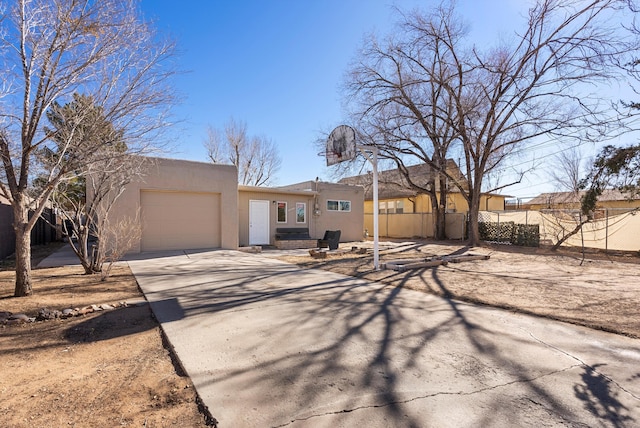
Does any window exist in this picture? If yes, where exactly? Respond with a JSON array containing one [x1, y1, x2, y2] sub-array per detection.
[[296, 202, 306, 223], [277, 201, 287, 223], [380, 200, 403, 214], [387, 201, 396, 214], [327, 200, 351, 212]]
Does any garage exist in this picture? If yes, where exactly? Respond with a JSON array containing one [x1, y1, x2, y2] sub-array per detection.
[[140, 190, 221, 252]]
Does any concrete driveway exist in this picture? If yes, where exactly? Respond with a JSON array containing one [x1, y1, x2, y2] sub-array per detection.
[[127, 249, 640, 428]]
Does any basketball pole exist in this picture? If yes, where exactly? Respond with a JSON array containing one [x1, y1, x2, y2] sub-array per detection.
[[358, 145, 380, 271]]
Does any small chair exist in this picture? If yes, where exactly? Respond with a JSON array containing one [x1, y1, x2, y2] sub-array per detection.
[[318, 230, 341, 250]]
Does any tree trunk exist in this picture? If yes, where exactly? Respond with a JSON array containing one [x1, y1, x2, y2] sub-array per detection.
[[551, 218, 589, 251], [62, 215, 94, 274], [435, 208, 446, 240], [427, 184, 446, 240], [467, 196, 481, 247], [13, 207, 33, 297], [434, 175, 448, 240]]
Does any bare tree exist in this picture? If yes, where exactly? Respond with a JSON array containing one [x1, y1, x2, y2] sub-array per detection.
[[549, 146, 586, 195], [96, 207, 142, 281], [54, 155, 150, 275], [39, 93, 151, 275], [204, 118, 281, 186], [344, 0, 637, 245], [0, 0, 177, 296]]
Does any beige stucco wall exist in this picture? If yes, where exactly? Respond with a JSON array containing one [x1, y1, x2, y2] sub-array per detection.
[[238, 181, 365, 246], [313, 182, 365, 242], [108, 157, 238, 252], [365, 213, 435, 239], [360, 191, 503, 239]]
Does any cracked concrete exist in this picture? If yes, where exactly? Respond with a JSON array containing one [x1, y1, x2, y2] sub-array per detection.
[[128, 249, 640, 427]]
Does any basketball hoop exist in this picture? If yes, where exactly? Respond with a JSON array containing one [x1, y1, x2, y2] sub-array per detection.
[[325, 125, 380, 271], [326, 125, 356, 166]]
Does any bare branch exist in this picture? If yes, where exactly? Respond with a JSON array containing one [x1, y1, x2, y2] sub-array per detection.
[[204, 118, 282, 186]]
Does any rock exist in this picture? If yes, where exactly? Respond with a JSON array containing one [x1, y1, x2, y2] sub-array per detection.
[[79, 306, 94, 315], [37, 308, 61, 321], [91, 304, 102, 311], [99, 304, 115, 310], [10, 313, 30, 321], [0, 311, 12, 322], [125, 299, 148, 307], [61, 308, 76, 318]]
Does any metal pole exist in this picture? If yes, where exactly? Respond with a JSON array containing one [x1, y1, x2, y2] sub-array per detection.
[[372, 148, 379, 270], [358, 146, 380, 270], [605, 209, 609, 254]]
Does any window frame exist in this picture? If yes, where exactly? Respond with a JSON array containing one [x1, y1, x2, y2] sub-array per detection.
[[277, 201, 287, 223], [327, 199, 351, 212], [295, 202, 306, 223]]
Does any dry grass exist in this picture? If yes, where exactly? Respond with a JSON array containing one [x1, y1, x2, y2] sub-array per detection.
[[0, 244, 209, 427], [278, 240, 640, 338]]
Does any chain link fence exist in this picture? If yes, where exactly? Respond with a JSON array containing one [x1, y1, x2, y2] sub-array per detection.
[[479, 208, 640, 252]]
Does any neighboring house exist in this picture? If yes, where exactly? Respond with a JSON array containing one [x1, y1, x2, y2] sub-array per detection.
[[107, 158, 364, 253], [526, 189, 640, 211], [338, 162, 506, 239]]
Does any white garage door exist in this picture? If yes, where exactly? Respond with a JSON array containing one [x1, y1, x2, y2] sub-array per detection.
[[141, 190, 221, 252]]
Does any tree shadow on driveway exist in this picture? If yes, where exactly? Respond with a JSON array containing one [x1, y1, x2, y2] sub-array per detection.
[[129, 251, 640, 427]]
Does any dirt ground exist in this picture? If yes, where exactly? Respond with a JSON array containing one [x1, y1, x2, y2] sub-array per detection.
[[0, 246, 210, 428], [278, 240, 640, 339]]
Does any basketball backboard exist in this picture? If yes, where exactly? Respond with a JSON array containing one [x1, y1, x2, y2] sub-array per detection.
[[326, 125, 356, 166]]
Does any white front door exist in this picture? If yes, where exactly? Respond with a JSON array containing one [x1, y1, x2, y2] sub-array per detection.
[[249, 200, 270, 245]]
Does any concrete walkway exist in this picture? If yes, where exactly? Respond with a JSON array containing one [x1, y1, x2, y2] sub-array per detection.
[[126, 249, 640, 428], [37, 243, 83, 268]]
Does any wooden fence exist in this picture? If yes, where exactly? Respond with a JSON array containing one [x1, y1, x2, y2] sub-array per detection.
[[0, 203, 58, 260], [364, 212, 467, 240]]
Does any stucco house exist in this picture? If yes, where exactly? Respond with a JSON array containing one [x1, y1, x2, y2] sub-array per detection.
[[106, 157, 363, 253], [338, 162, 506, 239]]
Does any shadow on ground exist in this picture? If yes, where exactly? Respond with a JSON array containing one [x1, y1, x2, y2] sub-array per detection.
[[133, 251, 640, 427]]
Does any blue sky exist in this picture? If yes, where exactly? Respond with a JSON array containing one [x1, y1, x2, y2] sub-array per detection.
[[138, 1, 547, 198]]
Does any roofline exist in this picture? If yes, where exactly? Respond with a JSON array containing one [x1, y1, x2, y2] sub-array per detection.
[[238, 185, 318, 196], [360, 191, 510, 200]]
